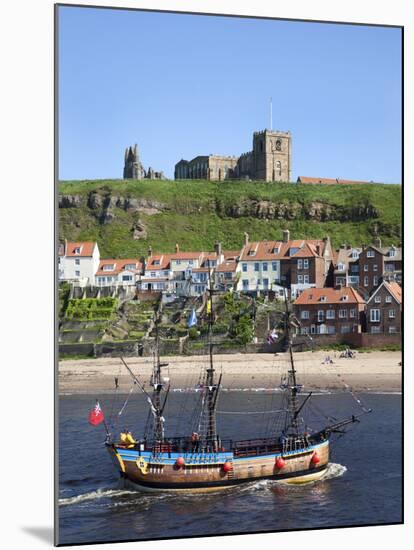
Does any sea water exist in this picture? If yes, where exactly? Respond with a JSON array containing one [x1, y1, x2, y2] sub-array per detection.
[[57, 392, 402, 545]]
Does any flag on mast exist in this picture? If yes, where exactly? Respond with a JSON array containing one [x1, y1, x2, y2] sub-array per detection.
[[88, 400, 105, 426], [187, 308, 197, 328]]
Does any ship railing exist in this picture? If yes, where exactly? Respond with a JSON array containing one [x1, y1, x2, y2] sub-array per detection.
[[122, 437, 235, 456]]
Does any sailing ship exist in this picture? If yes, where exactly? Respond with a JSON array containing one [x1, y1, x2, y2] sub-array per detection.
[[105, 285, 371, 492]]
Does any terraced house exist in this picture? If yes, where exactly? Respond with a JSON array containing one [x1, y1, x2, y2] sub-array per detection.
[[236, 230, 333, 298], [58, 240, 100, 286], [293, 287, 365, 336], [366, 281, 402, 335], [95, 259, 143, 287]]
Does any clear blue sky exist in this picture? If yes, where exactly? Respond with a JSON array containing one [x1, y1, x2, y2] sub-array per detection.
[[58, 6, 402, 183]]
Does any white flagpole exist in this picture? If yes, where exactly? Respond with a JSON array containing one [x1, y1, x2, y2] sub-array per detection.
[[270, 96, 273, 130]]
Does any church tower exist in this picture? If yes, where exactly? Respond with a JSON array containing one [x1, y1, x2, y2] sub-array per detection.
[[123, 144, 145, 180], [252, 130, 292, 182]]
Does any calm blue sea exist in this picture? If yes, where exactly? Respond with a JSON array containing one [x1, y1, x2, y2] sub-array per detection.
[[58, 392, 402, 545]]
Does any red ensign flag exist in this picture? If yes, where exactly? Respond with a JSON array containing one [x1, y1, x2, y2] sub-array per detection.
[[88, 401, 105, 426]]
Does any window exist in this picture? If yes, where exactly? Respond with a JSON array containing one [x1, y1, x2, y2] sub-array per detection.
[[297, 259, 303, 269], [320, 296, 327, 302], [341, 325, 351, 334], [248, 250, 256, 256], [75, 270, 80, 277], [385, 295, 392, 303], [367, 250, 375, 258], [364, 276, 369, 287], [371, 326, 381, 334], [175, 260, 181, 265], [301, 310, 309, 320], [373, 264, 378, 272], [389, 326, 397, 334], [272, 262, 278, 271], [339, 309, 347, 318], [389, 248, 396, 257], [103, 264, 114, 271], [298, 275, 303, 283], [150, 272, 156, 277], [303, 259, 309, 269], [337, 263, 345, 271], [350, 309, 356, 318], [385, 264, 395, 272], [75, 258, 80, 265], [273, 247, 279, 254], [125, 264, 136, 270], [374, 295, 381, 303], [304, 275, 310, 284], [351, 265, 359, 273], [263, 278, 269, 289], [317, 310, 325, 322], [340, 295, 349, 301], [351, 250, 359, 259], [153, 260, 160, 265], [370, 309, 381, 322], [188, 260, 193, 265], [122, 275, 132, 282], [242, 263, 247, 272], [364, 265, 369, 272], [263, 263, 268, 271], [326, 310, 335, 319], [254, 263, 260, 272], [74, 247, 81, 255], [242, 280, 249, 290], [373, 276, 378, 286], [327, 325, 336, 335], [389, 309, 396, 318]]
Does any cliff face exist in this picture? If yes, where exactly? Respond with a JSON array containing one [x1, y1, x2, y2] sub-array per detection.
[[59, 191, 379, 223], [58, 180, 401, 258]]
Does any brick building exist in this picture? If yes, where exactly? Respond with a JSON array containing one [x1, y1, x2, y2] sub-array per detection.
[[358, 244, 402, 295], [236, 230, 333, 297], [366, 281, 402, 334], [293, 287, 365, 336]]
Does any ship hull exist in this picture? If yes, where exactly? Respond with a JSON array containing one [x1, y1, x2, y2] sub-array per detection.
[[107, 439, 329, 492]]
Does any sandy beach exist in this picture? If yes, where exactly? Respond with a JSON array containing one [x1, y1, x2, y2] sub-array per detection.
[[58, 350, 401, 394]]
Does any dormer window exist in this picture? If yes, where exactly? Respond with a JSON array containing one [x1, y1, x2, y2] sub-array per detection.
[[351, 249, 359, 259], [124, 264, 136, 270], [273, 247, 279, 254], [389, 248, 396, 257], [320, 296, 327, 302], [337, 263, 345, 271], [103, 264, 115, 271], [340, 295, 349, 301], [248, 250, 256, 256], [153, 260, 160, 266], [74, 247, 81, 255]]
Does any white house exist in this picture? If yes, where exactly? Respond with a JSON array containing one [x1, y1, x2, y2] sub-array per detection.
[[236, 239, 283, 293], [95, 259, 143, 287], [59, 241, 100, 286]]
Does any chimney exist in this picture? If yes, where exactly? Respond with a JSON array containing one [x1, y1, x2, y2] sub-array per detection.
[[375, 237, 382, 248], [175, 243, 180, 253], [316, 245, 321, 255], [282, 229, 290, 243], [148, 245, 152, 257], [214, 242, 222, 257], [244, 232, 249, 246]]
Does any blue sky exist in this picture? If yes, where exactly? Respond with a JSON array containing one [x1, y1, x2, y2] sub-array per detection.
[[58, 6, 402, 183]]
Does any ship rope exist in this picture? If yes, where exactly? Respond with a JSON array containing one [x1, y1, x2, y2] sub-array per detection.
[[217, 408, 287, 415]]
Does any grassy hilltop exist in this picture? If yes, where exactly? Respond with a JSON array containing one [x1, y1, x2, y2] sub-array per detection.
[[58, 179, 402, 258]]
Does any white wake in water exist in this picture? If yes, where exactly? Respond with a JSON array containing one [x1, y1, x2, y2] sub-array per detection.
[[59, 488, 135, 507]]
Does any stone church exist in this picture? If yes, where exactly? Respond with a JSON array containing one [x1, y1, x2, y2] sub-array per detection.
[[123, 144, 164, 180], [174, 129, 292, 182]]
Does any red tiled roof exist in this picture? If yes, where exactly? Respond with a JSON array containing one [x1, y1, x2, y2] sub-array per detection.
[[240, 239, 326, 261], [297, 176, 370, 185], [65, 241, 97, 257], [383, 281, 402, 304], [95, 259, 142, 276], [294, 287, 365, 305], [170, 252, 203, 260], [216, 261, 237, 272], [146, 254, 173, 270]]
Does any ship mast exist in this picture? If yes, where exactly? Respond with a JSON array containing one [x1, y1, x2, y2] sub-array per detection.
[[203, 271, 221, 448], [151, 305, 169, 442], [283, 288, 303, 436]]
